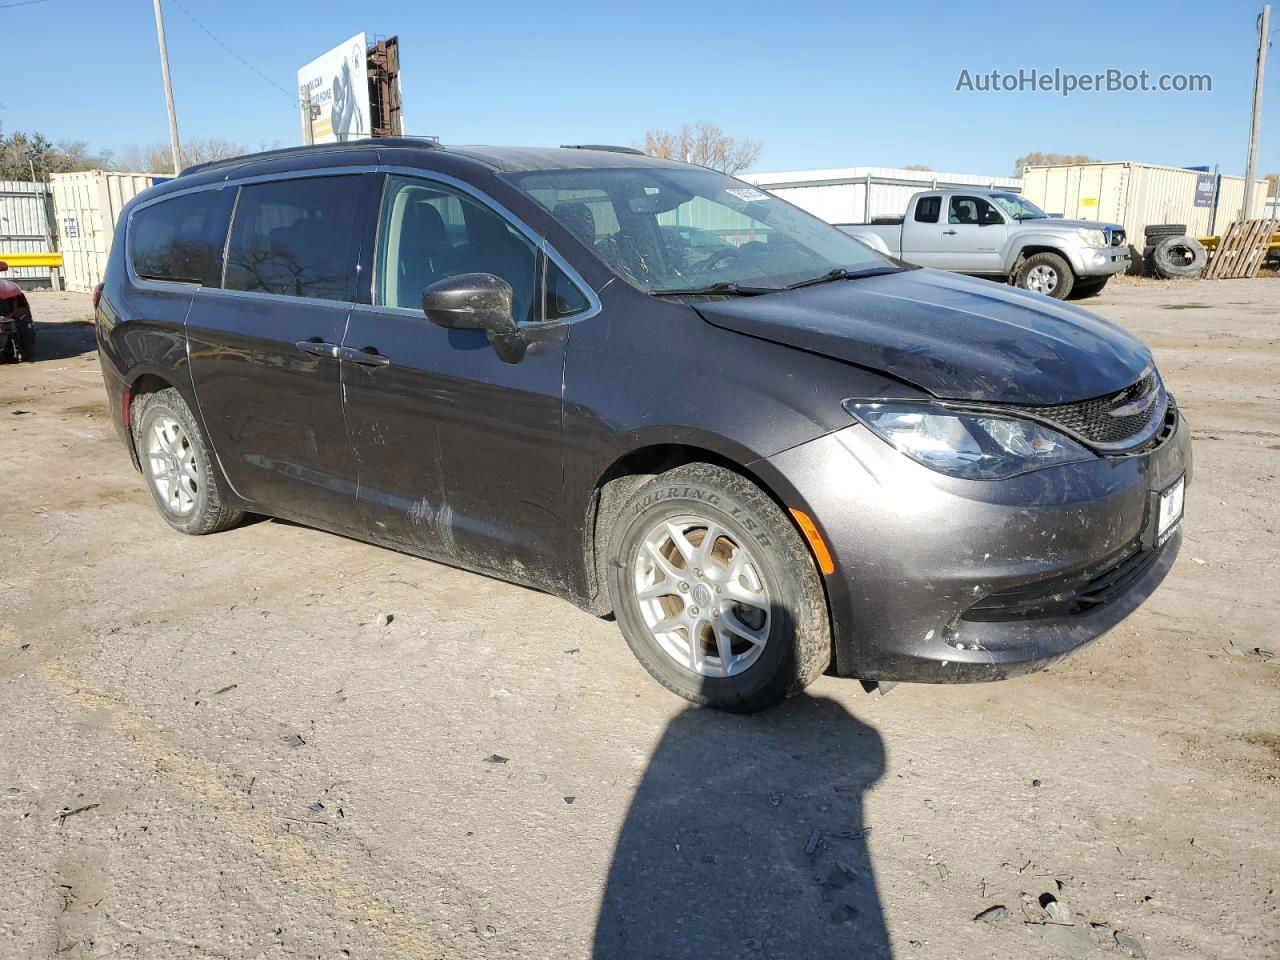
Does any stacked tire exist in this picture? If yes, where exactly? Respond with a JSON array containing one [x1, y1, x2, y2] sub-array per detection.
[[1143, 224, 1207, 279]]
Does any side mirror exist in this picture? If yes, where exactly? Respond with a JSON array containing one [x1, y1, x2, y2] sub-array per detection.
[[421, 273, 526, 364], [981, 211, 1003, 225], [0, 261, 8, 273]]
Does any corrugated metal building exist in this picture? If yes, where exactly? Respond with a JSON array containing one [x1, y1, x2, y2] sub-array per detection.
[[51, 170, 157, 292], [741, 166, 1023, 225], [0, 180, 57, 288], [1021, 162, 1269, 242]]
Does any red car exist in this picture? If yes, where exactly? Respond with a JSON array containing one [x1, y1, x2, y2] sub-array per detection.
[[0, 261, 36, 362]]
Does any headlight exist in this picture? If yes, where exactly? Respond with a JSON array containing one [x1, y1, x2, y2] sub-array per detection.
[[844, 400, 1095, 480], [1075, 228, 1107, 248]]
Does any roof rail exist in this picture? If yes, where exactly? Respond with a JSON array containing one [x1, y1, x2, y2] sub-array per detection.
[[559, 144, 646, 156], [179, 137, 443, 178]]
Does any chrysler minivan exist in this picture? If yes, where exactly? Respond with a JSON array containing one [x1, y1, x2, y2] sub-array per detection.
[[96, 140, 1190, 712]]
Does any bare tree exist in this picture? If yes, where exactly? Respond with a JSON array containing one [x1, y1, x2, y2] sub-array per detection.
[[1013, 152, 1098, 175], [1265, 172, 1278, 197], [0, 125, 111, 180], [640, 122, 762, 175], [116, 137, 250, 174]]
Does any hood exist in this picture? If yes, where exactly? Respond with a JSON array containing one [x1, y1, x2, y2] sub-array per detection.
[[1028, 218, 1123, 233], [694, 268, 1152, 405]]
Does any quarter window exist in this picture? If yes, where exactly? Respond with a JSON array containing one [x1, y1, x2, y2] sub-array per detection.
[[914, 196, 941, 224], [545, 261, 590, 320], [224, 176, 362, 300], [375, 176, 540, 323], [130, 191, 226, 285]]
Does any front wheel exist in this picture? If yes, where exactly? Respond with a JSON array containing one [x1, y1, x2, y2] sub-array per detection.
[[607, 463, 831, 713], [134, 388, 244, 535], [1015, 251, 1075, 300]]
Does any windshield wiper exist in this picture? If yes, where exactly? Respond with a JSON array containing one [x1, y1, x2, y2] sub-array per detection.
[[650, 281, 781, 297], [784, 265, 904, 290]]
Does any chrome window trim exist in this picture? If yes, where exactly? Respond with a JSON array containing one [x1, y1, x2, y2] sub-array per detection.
[[371, 164, 601, 327], [123, 164, 602, 325], [194, 286, 354, 311]]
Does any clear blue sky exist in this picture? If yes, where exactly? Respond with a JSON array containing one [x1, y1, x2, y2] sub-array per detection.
[[3, 0, 1276, 178]]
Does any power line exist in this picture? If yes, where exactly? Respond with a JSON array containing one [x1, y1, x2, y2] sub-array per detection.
[[166, 0, 298, 106], [0, 0, 53, 9]]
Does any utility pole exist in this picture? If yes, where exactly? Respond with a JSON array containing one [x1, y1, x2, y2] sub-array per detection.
[[151, 0, 182, 175], [1244, 4, 1270, 219]]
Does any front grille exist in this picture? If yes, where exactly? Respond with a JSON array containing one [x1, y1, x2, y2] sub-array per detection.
[[962, 541, 1159, 622], [1008, 371, 1165, 450]]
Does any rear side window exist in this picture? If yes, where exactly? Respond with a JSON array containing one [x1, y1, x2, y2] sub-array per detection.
[[224, 176, 362, 301], [914, 196, 941, 224], [130, 192, 225, 285]]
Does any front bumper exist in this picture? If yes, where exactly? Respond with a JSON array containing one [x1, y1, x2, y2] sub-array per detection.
[[1069, 245, 1131, 278], [761, 406, 1192, 682]]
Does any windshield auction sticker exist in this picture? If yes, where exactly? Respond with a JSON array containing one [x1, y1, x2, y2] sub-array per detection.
[[726, 187, 769, 202]]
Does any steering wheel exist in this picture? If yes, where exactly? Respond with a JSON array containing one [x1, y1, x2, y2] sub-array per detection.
[[691, 245, 746, 277]]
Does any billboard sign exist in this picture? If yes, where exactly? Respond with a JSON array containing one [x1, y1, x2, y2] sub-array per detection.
[[298, 33, 369, 144]]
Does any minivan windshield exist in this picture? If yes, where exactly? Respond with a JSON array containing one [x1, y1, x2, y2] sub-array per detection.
[[508, 166, 899, 294], [989, 193, 1048, 221]]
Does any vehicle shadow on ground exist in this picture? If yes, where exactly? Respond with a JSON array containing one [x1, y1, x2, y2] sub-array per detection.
[[33, 320, 96, 362], [593, 694, 890, 959]]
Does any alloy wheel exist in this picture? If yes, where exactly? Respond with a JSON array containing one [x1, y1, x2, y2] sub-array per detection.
[[147, 415, 199, 516], [1026, 264, 1059, 294], [633, 515, 772, 678]]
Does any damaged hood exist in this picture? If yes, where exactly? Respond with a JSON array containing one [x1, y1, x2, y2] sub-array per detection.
[[694, 268, 1152, 405]]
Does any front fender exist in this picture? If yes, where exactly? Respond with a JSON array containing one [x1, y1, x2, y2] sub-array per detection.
[[1005, 234, 1086, 274]]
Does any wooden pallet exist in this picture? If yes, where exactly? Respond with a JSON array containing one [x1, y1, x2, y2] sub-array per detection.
[[1204, 218, 1279, 279]]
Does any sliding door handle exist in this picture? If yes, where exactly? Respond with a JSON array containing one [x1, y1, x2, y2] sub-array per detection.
[[295, 339, 339, 359], [339, 345, 391, 368]]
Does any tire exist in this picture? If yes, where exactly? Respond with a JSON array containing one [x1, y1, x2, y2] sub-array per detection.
[[1150, 235, 1207, 279], [1071, 277, 1108, 298], [14, 318, 35, 362], [1144, 223, 1187, 239], [1015, 251, 1075, 299], [133, 388, 243, 535], [607, 463, 831, 713]]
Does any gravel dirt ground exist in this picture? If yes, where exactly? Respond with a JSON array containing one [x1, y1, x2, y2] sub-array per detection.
[[1, 279, 1277, 960]]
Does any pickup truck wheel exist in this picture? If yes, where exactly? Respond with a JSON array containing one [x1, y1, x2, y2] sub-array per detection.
[[607, 463, 831, 713], [1015, 252, 1074, 299]]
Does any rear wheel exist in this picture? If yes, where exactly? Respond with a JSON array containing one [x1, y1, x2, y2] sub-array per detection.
[[607, 463, 831, 713], [134, 388, 243, 535], [1015, 252, 1075, 299]]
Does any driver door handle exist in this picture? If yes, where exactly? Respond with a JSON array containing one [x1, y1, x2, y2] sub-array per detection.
[[942, 229, 958, 235], [339, 345, 391, 368]]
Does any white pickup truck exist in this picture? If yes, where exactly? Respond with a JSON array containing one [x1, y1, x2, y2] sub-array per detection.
[[840, 189, 1130, 299]]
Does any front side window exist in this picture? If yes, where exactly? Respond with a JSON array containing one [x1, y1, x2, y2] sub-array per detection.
[[375, 176, 542, 323], [130, 191, 226, 285], [948, 196, 1003, 225], [224, 176, 362, 300], [509, 166, 894, 294]]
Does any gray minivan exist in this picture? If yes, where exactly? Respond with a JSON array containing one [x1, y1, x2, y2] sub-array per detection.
[[96, 139, 1190, 712]]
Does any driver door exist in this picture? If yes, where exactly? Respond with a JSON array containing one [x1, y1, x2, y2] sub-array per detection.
[[941, 195, 1008, 274]]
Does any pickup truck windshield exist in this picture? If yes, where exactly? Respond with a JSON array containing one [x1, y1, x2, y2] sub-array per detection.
[[508, 166, 895, 294], [990, 193, 1048, 221]]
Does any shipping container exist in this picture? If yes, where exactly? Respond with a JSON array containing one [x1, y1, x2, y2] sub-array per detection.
[[741, 166, 1023, 225], [1021, 162, 1269, 248], [51, 170, 157, 292], [0, 180, 57, 288]]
